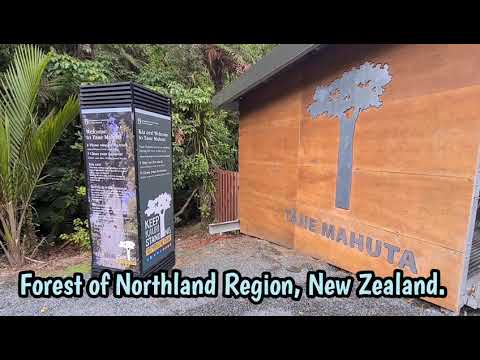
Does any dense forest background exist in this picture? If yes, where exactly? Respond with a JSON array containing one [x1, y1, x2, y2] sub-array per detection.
[[0, 44, 275, 249]]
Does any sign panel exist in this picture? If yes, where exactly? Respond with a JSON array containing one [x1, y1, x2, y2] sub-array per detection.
[[135, 108, 174, 272], [81, 108, 139, 271]]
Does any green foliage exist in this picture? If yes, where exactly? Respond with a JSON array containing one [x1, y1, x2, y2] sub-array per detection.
[[137, 45, 210, 91], [229, 44, 277, 64], [31, 48, 117, 243], [0, 44, 275, 252], [95, 44, 148, 81], [138, 44, 274, 222], [160, 81, 237, 221], [76, 185, 86, 197], [33, 167, 87, 240], [0, 45, 79, 267], [48, 53, 110, 84], [174, 153, 209, 191], [61, 261, 90, 275], [59, 218, 90, 250], [208, 44, 277, 87], [168, 82, 236, 168], [0, 45, 16, 73], [139, 44, 275, 222], [198, 177, 216, 221]]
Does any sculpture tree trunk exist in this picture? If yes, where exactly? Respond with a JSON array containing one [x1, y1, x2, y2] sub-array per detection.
[[159, 210, 165, 238], [336, 111, 359, 209]]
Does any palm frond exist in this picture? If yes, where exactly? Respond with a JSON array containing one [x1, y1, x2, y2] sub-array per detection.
[[0, 114, 8, 183], [20, 95, 79, 202], [0, 45, 50, 175], [0, 44, 79, 268]]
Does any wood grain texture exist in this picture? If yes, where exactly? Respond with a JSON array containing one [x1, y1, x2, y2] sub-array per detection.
[[238, 44, 480, 311], [240, 191, 295, 248], [239, 68, 302, 249], [240, 163, 298, 201], [240, 67, 303, 131], [239, 126, 300, 165], [300, 85, 480, 178], [293, 204, 464, 310], [296, 165, 473, 252], [215, 170, 239, 222], [301, 45, 480, 104]]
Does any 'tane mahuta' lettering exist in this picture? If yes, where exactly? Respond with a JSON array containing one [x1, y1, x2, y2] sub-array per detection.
[[285, 208, 417, 273]]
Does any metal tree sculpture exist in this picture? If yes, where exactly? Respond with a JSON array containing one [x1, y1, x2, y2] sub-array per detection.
[[145, 192, 172, 238], [308, 62, 392, 209]]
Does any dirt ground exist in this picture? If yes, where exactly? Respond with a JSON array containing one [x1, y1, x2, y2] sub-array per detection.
[[0, 224, 477, 316], [0, 223, 229, 280]]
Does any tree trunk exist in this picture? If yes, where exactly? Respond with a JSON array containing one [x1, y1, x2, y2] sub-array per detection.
[[24, 207, 38, 253], [335, 117, 358, 209], [1, 203, 26, 268], [198, 185, 213, 224], [2, 237, 25, 269], [200, 44, 225, 92], [206, 62, 223, 92], [77, 44, 95, 59]]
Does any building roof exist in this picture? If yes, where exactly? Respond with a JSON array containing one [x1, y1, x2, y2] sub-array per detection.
[[212, 44, 326, 109]]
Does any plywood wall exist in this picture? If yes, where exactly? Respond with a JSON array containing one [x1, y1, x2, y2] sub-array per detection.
[[239, 69, 303, 248], [238, 44, 480, 311]]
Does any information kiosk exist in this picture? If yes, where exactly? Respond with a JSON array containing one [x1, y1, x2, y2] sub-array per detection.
[[80, 82, 175, 277]]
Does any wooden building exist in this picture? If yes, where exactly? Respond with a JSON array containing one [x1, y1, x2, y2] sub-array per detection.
[[213, 44, 480, 312]]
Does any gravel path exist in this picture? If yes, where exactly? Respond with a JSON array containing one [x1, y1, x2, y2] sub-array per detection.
[[0, 235, 459, 316]]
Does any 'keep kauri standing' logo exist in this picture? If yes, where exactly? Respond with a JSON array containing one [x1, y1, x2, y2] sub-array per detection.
[[145, 192, 172, 238], [308, 62, 392, 210]]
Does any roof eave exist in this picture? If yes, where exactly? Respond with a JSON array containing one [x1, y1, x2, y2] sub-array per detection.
[[212, 44, 326, 109]]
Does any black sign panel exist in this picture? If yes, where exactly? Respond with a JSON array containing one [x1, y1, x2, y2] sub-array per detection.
[[135, 108, 174, 272], [81, 108, 140, 272]]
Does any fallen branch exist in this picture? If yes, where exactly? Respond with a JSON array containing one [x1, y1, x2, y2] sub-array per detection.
[[24, 256, 47, 264], [29, 236, 47, 258], [36, 262, 50, 270], [60, 239, 74, 249], [175, 188, 199, 222]]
